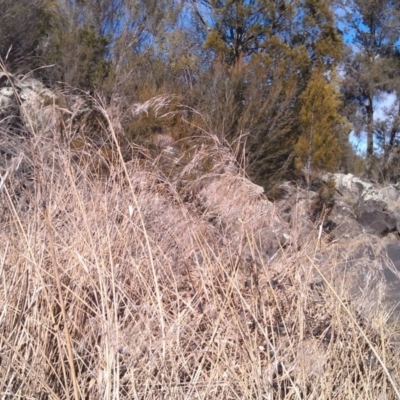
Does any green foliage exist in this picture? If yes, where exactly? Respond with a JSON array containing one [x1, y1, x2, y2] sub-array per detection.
[[42, 20, 111, 89], [0, 0, 60, 70], [295, 69, 349, 176], [199, 0, 297, 67], [339, 0, 400, 175], [2, 0, 385, 188], [76, 25, 111, 89], [302, 0, 343, 67], [190, 0, 344, 190], [196, 0, 343, 70]]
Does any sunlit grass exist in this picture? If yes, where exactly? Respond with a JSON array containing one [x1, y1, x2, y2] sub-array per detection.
[[0, 90, 399, 399]]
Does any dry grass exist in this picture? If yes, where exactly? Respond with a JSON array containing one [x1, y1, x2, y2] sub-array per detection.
[[0, 92, 400, 399]]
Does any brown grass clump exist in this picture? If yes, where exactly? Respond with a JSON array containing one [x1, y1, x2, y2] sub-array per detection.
[[0, 93, 400, 399]]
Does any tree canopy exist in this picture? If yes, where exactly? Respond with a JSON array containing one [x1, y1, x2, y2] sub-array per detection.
[[3, 0, 400, 185]]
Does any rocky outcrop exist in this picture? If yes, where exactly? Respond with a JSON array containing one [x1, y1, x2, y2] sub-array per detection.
[[355, 197, 397, 235], [299, 173, 400, 321], [0, 71, 63, 133], [327, 173, 400, 238], [0, 71, 96, 140]]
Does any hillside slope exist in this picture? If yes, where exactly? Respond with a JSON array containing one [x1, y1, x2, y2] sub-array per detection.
[[0, 71, 400, 399]]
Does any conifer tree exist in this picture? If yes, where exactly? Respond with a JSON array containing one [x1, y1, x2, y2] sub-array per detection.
[[338, 0, 400, 175], [295, 68, 350, 184], [190, 0, 344, 189], [192, 0, 296, 67]]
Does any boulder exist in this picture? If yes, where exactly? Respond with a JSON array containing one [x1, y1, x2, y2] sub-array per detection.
[[0, 85, 18, 122], [359, 212, 396, 236], [378, 185, 400, 203], [326, 197, 363, 239], [355, 197, 397, 235], [328, 173, 400, 237], [331, 172, 372, 198], [0, 71, 71, 137]]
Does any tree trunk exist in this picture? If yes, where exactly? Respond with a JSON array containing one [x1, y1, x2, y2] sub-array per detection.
[[365, 97, 374, 176]]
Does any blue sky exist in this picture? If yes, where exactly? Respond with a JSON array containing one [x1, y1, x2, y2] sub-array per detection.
[[349, 93, 398, 155], [333, 4, 400, 156]]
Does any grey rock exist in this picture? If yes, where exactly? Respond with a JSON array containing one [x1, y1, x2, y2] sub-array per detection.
[[329, 173, 372, 198], [379, 185, 400, 202], [0, 87, 17, 112], [327, 197, 363, 239], [0, 71, 89, 138], [325, 173, 400, 237], [354, 191, 397, 236], [356, 206, 397, 235], [383, 242, 400, 282]]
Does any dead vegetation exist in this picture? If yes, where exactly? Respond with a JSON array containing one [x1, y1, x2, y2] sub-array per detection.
[[0, 93, 400, 399]]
